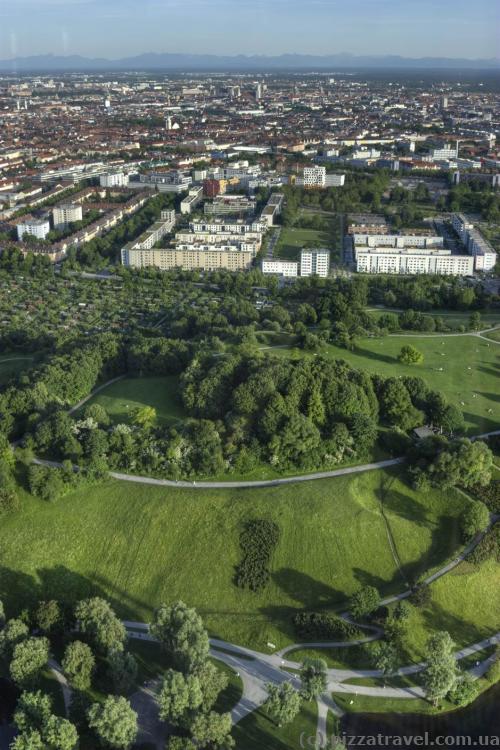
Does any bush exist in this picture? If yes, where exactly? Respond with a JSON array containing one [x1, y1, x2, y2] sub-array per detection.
[[461, 501, 490, 543], [349, 585, 380, 619], [235, 520, 280, 592], [447, 672, 478, 706], [0, 488, 20, 515], [410, 583, 432, 608], [292, 612, 360, 641], [468, 524, 500, 566], [468, 480, 500, 514]]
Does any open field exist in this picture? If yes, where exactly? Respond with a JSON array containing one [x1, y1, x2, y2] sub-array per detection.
[[233, 700, 317, 750], [75, 375, 186, 427], [0, 354, 35, 384], [272, 334, 500, 435], [0, 468, 470, 650], [274, 224, 337, 261]]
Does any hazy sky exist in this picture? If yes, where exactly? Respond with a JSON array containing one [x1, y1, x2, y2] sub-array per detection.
[[0, 0, 498, 60]]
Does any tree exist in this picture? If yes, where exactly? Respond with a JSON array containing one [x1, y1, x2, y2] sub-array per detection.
[[74, 597, 126, 653], [372, 641, 399, 681], [393, 600, 413, 621], [0, 598, 5, 628], [167, 738, 196, 750], [468, 312, 481, 331], [14, 690, 78, 750], [62, 641, 95, 691], [190, 711, 233, 748], [0, 618, 28, 658], [10, 637, 50, 688], [448, 671, 477, 706], [157, 669, 202, 726], [35, 600, 61, 633], [398, 345, 424, 365], [461, 500, 490, 542], [422, 631, 457, 706], [428, 439, 493, 490], [10, 731, 44, 750], [108, 647, 138, 695], [349, 586, 380, 619], [150, 601, 210, 675], [197, 660, 229, 711], [300, 658, 327, 700], [133, 405, 157, 429], [87, 696, 138, 749], [264, 682, 301, 727]]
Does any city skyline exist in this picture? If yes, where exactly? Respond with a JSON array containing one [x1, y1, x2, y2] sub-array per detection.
[[0, 0, 499, 62]]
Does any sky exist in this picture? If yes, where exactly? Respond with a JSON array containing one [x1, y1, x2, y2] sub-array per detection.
[[0, 0, 499, 60]]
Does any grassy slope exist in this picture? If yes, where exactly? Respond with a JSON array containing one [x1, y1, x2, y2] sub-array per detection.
[[0, 469, 469, 650], [75, 375, 186, 427], [271, 335, 500, 435], [233, 700, 317, 750]]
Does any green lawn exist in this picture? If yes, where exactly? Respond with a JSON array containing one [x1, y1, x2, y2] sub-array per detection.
[[75, 376, 186, 427], [233, 700, 317, 750], [0, 468, 469, 650], [272, 335, 500, 435], [275, 227, 335, 261], [0, 354, 35, 384]]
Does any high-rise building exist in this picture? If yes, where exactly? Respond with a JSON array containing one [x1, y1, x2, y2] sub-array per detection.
[[17, 219, 50, 241], [300, 249, 330, 278], [52, 203, 83, 229]]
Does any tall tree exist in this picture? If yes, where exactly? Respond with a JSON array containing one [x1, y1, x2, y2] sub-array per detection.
[[264, 682, 301, 728], [87, 696, 138, 750], [150, 601, 210, 675]]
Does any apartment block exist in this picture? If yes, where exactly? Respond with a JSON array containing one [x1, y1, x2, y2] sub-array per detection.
[[356, 247, 474, 276], [300, 248, 330, 277], [262, 259, 298, 277], [52, 203, 83, 229]]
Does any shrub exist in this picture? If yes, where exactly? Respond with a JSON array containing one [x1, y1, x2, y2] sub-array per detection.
[[0, 488, 20, 515], [235, 520, 280, 592], [468, 524, 500, 566], [468, 480, 500, 514], [398, 345, 424, 365], [292, 612, 360, 640], [447, 672, 478, 706], [349, 585, 380, 619], [461, 501, 490, 543], [410, 583, 432, 608]]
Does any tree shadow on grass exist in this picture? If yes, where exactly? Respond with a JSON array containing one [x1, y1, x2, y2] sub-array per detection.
[[352, 567, 392, 592], [353, 346, 396, 365], [401, 515, 459, 588], [375, 487, 430, 528], [271, 568, 344, 610], [477, 391, 500, 404], [0, 564, 147, 623], [420, 598, 484, 651]]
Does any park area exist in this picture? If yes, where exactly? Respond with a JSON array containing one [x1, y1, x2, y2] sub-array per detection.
[[74, 375, 186, 427], [272, 332, 500, 436], [0, 465, 487, 657]]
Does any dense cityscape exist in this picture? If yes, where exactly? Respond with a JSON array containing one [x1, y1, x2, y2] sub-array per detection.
[[0, 7, 499, 750]]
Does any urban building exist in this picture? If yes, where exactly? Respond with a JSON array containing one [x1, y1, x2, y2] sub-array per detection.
[[138, 171, 192, 193], [17, 219, 50, 241], [180, 187, 203, 215], [52, 203, 83, 229], [300, 249, 330, 278], [452, 213, 497, 271], [100, 172, 129, 188], [121, 246, 254, 272], [298, 166, 345, 189], [204, 196, 256, 216], [262, 259, 298, 277], [356, 247, 474, 276]]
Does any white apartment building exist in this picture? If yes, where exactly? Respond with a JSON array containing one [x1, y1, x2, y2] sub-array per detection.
[[17, 219, 50, 241], [52, 203, 83, 229], [452, 213, 497, 271], [175, 232, 261, 253], [100, 172, 129, 188], [121, 246, 254, 272], [431, 144, 459, 161], [121, 210, 176, 254], [204, 196, 256, 215], [298, 166, 345, 188], [356, 247, 474, 276], [180, 187, 203, 215], [190, 219, 266, 235], [354, 233, 444, 249], [300, 249, 330, 278], [262, 259, 298, 277], [139, 171, 192, 193], [260, 193, 284, 227]]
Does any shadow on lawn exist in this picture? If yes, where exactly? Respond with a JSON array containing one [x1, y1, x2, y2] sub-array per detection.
[[271, 568, 345, 609], [421, 598, 484, 651], [0, 564, 147, 622], [352, 346, 396, 365]]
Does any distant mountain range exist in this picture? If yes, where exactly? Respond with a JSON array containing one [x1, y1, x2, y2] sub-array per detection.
[[1, 52, 500, 73]]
